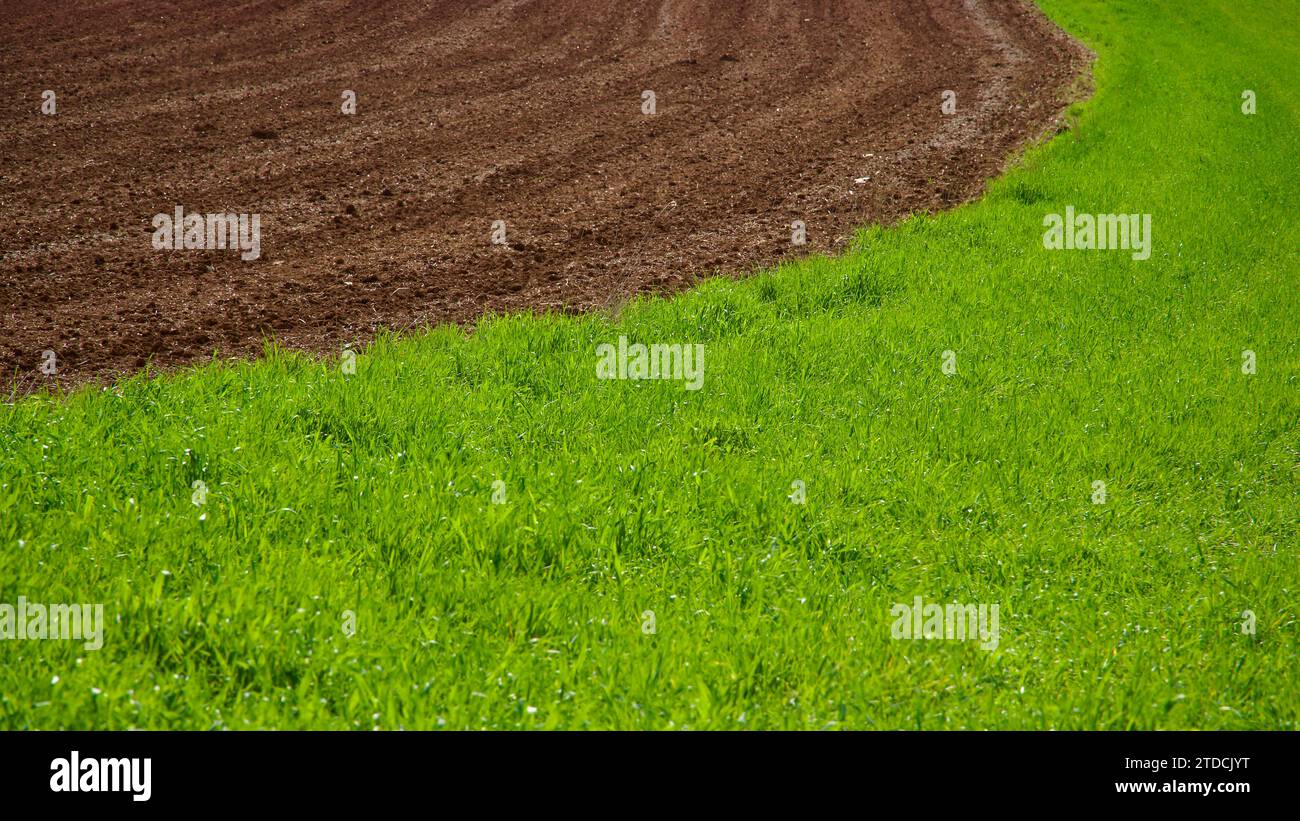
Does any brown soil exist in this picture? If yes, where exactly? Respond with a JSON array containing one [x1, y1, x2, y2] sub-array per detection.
[[0, 0, 1089, 392]]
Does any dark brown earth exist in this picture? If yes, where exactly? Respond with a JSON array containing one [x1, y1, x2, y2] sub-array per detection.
[[0, 0, 1090, 391]]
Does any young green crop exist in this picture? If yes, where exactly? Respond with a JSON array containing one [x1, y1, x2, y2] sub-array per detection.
[[1, 0, 1295, 729]]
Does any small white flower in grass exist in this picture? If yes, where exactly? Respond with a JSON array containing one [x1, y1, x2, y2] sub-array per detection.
[[51, 676, 60, 685], [526, 705, 538, 714]]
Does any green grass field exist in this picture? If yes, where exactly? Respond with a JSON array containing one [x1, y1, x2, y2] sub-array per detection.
[[2, 0, 1296, 730]]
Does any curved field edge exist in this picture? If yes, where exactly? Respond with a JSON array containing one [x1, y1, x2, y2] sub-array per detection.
[[0, 0, 1296, 729], [0, 0, 1087, 391]]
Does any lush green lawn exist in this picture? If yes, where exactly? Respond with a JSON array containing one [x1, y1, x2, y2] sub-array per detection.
[[1, 0, 1295, 729]]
